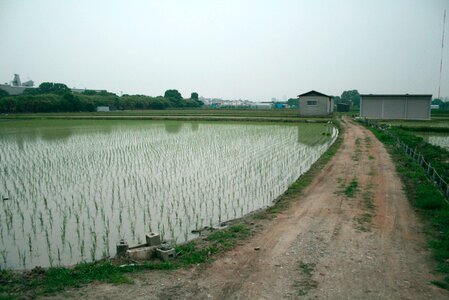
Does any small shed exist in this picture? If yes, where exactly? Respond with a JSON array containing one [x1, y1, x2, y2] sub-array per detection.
[[96, 106, 110, 112], [298, 90, 333, 116], [360, 94, 431, 120]]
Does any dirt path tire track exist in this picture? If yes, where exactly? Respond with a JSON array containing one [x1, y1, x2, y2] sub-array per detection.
[[50, 118, 449, 300]]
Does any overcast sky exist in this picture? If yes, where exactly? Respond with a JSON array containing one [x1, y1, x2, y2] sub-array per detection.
[[0, 0, 448, 101]]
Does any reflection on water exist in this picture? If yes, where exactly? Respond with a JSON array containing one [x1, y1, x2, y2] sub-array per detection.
[[0, 119, 337, 270], [416, 132, 449, 150], [164, 122, 184, 134]]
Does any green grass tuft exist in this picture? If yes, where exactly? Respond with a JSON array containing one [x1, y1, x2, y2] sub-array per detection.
[[344, 179, 359, 198]]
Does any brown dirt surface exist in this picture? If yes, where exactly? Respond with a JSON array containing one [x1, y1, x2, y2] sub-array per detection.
[[47, 118, 449, 299]]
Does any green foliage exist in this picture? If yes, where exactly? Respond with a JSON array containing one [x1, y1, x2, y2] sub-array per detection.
[[0, 260, 175, 298], [287, 98, 298, 107], [333, 96, 341, 104], [433, 98, 444, 106], [0, 92, 205, 113], [432, 99, 449, 110], [164, 89, 183, 106], [24, 82, 71, 95], [390, 128, 449, 183], [81, 90, 117, 97], [344, 179, 359, 198], [191, 92, 199, 100], [0, 88, 9, 98], [175, 243, 216, 265], [0, 81, 205, 113], [340, 90, 360, 107]]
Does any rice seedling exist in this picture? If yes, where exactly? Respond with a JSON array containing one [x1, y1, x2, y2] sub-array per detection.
[[0, 120, 337, 269]]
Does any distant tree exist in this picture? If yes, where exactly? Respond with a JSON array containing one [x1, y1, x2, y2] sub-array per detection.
[[38, 82, 71, 94], [333, 96, 342, 104], [82, 90, 97, 96], [98, 90, 117, 97], [191, 92, 199, 100], [0, 96, 16, 112], [432, 98, 444, 106], [148, 97, 169, 109], [164, 89, 183, 107], [184, 99, 203, 107], [164, 89, 182, 101], [341, 90, 360, 107], [287, 98, 298, 107], [0, 88, 8, 98]]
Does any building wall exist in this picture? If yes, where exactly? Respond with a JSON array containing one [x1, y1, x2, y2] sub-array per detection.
[[299, 95, 332, 116], [0, 84, 30, 95], [96, 106, 110, 112], [407, 97, 431, 120], [360, 95, 431, 120], [383, 96, 406, 119]]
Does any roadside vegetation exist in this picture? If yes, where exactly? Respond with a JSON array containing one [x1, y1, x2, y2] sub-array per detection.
[[367, 125, 449, 290], [385, 128, 449, 183], [0, 118, 343, 299]]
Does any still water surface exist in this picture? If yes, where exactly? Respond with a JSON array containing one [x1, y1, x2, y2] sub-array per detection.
[[0, 119, 337, 269]]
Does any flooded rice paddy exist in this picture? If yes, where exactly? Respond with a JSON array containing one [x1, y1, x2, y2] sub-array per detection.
[[0, 119, 337, 269], [415, 132, 449, 150]]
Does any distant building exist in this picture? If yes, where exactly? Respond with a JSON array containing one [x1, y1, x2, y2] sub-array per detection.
[[22, 80, 34, 87], [253, 103, 272, 109], [96, 106, 110, 112], [274, 103, 286, 109], [298, 90, 333, 116], [0, 74, 107, 96], [12, 74, 21, 86], [0, 74, 36, 95], [71, 88, 105, 94], [360, 94, 431, 120], [431, 104, 440, 110]]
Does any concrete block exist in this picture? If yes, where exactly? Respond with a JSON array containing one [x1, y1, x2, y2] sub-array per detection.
[[156, 247, 176, 262], [116, 240, 129, 258], [127, 246, 158, 260], [146, 232, 161, 246]]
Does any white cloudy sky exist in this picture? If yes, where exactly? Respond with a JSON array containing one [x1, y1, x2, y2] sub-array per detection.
[[0, 0, 448, 100]]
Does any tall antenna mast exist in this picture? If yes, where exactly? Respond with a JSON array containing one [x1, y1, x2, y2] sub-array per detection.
[[438, 9, 446, 99]]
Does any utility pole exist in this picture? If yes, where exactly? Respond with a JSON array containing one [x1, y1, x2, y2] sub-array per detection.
[[438, 9, 446, 99]]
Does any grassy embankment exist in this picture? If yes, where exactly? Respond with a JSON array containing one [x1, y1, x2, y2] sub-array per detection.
[[0, 109, 333, 123], [0, 115, 343, 299], [379, 111, 449, 129], [365, 123, 449, 290]]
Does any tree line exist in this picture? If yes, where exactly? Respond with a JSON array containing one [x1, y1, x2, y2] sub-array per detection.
[[0, 83, 203, 113]]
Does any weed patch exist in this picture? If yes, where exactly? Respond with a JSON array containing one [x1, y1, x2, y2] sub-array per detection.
[[342, 179, 359, 198], [352, 137, 363, 161], [294, 261, 318, 296]]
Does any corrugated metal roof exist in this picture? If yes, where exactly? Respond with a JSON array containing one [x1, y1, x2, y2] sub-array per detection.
[[360, 94, 432, 97]]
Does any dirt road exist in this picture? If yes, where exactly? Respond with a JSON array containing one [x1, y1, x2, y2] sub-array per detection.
[[56, 119, 449, 299]]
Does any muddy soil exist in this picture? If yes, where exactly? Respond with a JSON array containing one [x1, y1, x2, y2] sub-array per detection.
[[47, 119, 449, 299]]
